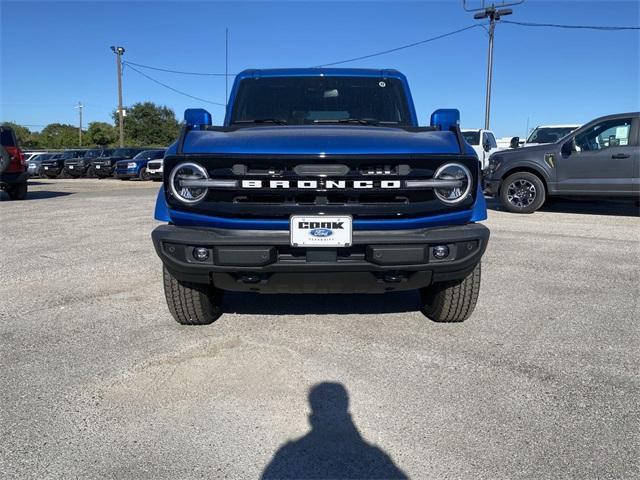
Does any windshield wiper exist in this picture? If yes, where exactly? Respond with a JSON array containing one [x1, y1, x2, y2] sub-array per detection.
[[314, 118, 399, 126], [233, 118, 288, 125]]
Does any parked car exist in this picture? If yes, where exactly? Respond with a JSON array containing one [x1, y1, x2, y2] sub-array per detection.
[[64, 148, 112, 178], [146, 157, 164, 181], [26, 152, 53, 177], [41, 150, 86, 178], [114, 149, 165, 180], [152, 68, 490, 325], [92, 147, 146, 178], [485, 112, 639, 213], [461, 129, 501, 171], [0, 125, 28, 200], [523, 124, 580, 147]]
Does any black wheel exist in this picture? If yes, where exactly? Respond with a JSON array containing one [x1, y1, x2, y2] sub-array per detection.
[[139, 167, 150, 181], [163, 266, 223, 325], [85, 166, 96, 178], [500, 172, 546, 213], [6, 182, 28, 200], [59, 169, 71, 179], [43, 173, 56, 179], [420, 262, 481, 323]]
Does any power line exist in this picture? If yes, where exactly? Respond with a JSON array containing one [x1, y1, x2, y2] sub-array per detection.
[[314, 24, 485, 67], [502, 20, 640, 30], [124, 59, 234, 76], [123, 62, 227, 107]]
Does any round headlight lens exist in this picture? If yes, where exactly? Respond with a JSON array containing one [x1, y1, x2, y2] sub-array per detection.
[[433, 162, 472, 204], [169, 162, 209, 204]]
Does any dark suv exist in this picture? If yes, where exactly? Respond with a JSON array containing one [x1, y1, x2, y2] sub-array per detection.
[[485, 112, 640, 213], [41, 150, 86, 178], [92, 147, 146, 178], [64, 148, 112, 178], [0, 125, 28, 200]]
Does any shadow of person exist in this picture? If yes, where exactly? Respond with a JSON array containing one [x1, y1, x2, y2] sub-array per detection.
[[261, 382, 408, 480]]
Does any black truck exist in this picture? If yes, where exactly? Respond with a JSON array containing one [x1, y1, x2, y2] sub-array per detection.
[[91, 147, 146, 178], [41, 150, 87, 178], [63, 148, 112, 178]]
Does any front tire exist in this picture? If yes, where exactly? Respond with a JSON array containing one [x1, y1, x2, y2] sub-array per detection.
[[420, 262, 481, 323], [139, 167, 150, 181], [163, 266, 223, 325], [500, 172, 546, 213]]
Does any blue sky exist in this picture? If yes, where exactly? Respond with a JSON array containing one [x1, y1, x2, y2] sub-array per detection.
[[1, 0, 638, 137]]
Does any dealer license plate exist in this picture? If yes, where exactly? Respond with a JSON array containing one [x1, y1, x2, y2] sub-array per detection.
[[68, 165, 74, 169], [290, 215, 352, 247], [44, 166, 49, 170], [95, 165, 100, 169]]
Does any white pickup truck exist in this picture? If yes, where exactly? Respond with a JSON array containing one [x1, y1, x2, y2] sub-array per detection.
[[461, 129, 501, 171]]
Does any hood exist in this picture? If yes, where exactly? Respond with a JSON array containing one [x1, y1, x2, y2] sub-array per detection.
[[180, 125, 473, 156], [494, 143, 557, 159]]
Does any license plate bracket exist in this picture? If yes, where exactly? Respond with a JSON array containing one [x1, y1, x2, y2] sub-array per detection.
[[290, 215, 352, 248]]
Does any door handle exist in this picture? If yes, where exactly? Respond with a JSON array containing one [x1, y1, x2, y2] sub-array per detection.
[[611, 153, 630, 159]]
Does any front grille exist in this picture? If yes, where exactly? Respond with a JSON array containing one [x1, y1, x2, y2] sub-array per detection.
[[148, 161, 162, 169], [164, 154, 478, 219]]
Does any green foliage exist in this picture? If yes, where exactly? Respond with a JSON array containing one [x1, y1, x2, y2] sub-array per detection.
[[1, 122, 40, 148], [112, 102, 179, 146], [39, 123, 82, 149], [87, 122, 117, 146]]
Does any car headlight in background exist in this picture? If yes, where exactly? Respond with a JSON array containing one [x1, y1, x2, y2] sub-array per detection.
[[433, 162, 472, 204], [127, 162, 137, 169], [169, 162, 209, 204]]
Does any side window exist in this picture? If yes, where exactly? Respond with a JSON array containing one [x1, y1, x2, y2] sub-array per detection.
[[574, 118, 632, 152], [487, 132, 497, 148]]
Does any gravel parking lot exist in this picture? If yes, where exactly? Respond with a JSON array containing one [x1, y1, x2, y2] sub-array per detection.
[[1, 178, 638, 479]]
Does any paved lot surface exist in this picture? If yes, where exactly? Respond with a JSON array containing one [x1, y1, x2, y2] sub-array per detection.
[[1, 179, 639, 479]]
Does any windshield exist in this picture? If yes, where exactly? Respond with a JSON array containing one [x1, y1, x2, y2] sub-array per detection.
[[462, 131, 480, 145], [61, 150, 82, 159], [134, 150, 164, 160], [111, 148, 134, 157], [83, 149, 102, 158], [230, 76, 412, 126], [526, 127, 577, 144]]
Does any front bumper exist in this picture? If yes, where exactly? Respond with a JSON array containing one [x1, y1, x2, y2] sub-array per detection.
[[94, 165, 114, 176], [147, 169, 162, 179], [41, 165, 62, 176], [152, 223, 489, 293], [115, 169, 137, 179], [483, 178, 501, 197], [65, 164, 87, 176]]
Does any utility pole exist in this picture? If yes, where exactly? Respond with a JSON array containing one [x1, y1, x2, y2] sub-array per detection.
[[74, 101, 83, 146], [465, 1, 522, 130], [111, 46, 125, 147]]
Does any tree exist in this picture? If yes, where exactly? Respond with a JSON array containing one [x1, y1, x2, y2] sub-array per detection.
[[112, 102, 180, 146], [87, 122, 117, 146], [0, 122, 40, 148], [39, 123, 81, 149]]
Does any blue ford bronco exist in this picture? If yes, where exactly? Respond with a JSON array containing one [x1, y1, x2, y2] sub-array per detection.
[[152, 68, 489, 325]]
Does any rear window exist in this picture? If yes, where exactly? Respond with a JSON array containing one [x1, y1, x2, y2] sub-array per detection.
[[1, 128, 17, 147]]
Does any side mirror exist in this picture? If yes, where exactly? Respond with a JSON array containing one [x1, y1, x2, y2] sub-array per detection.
[[184, 108, 212, 128], [561, 139, 574, 156], [430, 109, 460, 131], [509, 136, 520, 149]]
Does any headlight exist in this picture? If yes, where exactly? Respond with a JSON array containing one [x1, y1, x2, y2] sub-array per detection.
[[169, 162, 209, 204], [433, 162, 472, 204], [127, 162, 137, 169]]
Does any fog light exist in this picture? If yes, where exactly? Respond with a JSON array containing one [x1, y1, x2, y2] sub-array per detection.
[[433, 245, 449, 260], [193, 247, 209, 262]]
